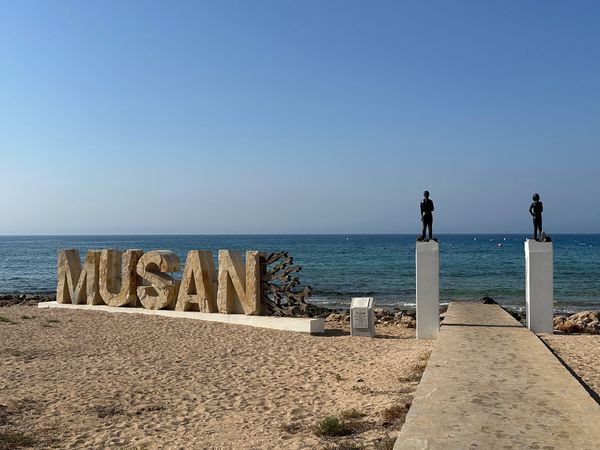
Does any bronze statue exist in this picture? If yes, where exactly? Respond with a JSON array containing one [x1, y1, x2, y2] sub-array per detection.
[[419, 190, 434, 241], [529, 193, 544, 240]]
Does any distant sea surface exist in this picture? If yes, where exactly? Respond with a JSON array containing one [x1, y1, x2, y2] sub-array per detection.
[[1, 234, 599, 312]]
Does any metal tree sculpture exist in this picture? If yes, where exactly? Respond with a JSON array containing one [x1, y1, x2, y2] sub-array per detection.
[[260, 251, 313, 316]]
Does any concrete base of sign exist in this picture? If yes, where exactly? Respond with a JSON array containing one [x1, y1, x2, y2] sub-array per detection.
[[37, 301, 325, 334], [525, 240, 554, 334], [416, 241, 440, 339]]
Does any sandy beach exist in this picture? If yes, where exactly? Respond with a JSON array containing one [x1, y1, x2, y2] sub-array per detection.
[[0, 305, 432, 449], [541, 334, 600, 398]]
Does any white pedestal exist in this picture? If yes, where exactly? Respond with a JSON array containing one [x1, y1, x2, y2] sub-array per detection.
[[350, 297, 375, 337], [416, 241, 440, 339], [525, 240, 553, 334]]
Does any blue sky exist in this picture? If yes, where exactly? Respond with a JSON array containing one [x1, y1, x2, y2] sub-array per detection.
[[1, 1, 599, 234]]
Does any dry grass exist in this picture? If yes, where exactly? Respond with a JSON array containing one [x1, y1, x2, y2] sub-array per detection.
[[413, 360, 428, 371], [322, 442, 365, 450], [316, 416, 355, 437], [280, 422, 303, 434], [315, 409, 373, 439], [397, 372, 422, 383], [0, 431, 37, 449], [373, 436, 396, 450], [382, 404, 410, 422], [351, 385, 373, 395], [90, 404, 125, 418]]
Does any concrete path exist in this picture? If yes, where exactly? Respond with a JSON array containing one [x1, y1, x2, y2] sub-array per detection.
[[395, 302, 600, 450]]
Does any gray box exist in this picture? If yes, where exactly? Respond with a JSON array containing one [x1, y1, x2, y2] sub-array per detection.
[[350, 297, 375, 337]]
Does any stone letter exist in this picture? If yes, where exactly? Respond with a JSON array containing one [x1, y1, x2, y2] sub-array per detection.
[[175, 250, 218, 312], [216, 250, 261, 315], [136, 250, 180, 310], [57, 249, 102, 305], [99, 249, 144, 307]]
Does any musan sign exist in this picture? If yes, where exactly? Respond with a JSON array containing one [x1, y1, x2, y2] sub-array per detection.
[[57, 249, 262, 315]]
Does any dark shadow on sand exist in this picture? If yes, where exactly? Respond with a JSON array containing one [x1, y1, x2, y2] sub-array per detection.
[[321, 328, 350, 337], [318, 328, 413, 339], [373, 334, 414, 340]]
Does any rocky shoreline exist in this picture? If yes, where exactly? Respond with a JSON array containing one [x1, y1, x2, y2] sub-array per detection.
[[325, 308, 420, 328], [325, 300, 600, 335], [0, 293, 55, 307], [553, 311, 600, 334], [2, 293, 599, 335]]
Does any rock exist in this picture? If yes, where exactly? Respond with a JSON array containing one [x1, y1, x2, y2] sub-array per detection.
[[306, 305, 332, 318], [481, 296, 497, 304], [502, 307, 522, 322], [400, 315, 416, 328], [554, 315, 569, 330], [373, 308, 396, 321], [325, 313, 347, 322], [555, 311, 600, 334]]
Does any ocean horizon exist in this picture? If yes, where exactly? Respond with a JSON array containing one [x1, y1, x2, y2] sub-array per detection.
[[1, 234, 599, 312]]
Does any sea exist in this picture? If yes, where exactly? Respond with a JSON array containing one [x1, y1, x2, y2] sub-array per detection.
[[1, 234, 599, 312]]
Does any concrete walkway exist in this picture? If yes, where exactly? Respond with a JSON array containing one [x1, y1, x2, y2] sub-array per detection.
[[395, 302, 600, 450]]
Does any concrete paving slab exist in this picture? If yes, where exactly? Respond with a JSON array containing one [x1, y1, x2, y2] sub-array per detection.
[[395, 302, 600, 450]]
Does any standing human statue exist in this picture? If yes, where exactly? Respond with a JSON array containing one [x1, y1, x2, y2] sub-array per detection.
[[419, 190, 434, 241], [529, 193, 543, 240]]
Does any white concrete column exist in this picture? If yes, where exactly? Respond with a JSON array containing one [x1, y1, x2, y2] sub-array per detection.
[[525, 240, 553, 333], [416, 241, 440, 339]]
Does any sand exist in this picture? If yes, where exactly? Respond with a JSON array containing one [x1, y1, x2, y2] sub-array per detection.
[[541, 334, 600, 398], [0, 305, 432, 449]]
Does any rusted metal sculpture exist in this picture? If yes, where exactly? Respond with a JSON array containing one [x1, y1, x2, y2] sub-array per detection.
[[260, 251, 313, 316]]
